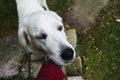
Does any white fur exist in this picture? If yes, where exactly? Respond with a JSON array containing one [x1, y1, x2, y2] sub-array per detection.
[[16, 0, 75, 65]]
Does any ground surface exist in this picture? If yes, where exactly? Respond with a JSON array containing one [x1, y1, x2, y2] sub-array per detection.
[[67, 76, 84, 80]]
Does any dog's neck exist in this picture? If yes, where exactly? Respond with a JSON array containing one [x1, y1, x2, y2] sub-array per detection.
[[16, 0, 44, 22]]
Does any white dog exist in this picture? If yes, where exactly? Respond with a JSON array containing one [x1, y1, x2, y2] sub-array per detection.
[[16, 0, 75, 66]]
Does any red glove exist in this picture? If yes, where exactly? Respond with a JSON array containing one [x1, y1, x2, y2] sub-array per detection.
[[35, 60, 64, 80]]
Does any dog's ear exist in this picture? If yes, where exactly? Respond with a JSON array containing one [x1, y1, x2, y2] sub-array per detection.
[[23, 31, 30, 45], [18, 27, 31, 51]]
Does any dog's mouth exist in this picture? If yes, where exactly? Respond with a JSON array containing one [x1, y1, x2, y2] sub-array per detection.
[[49, 55, 74, 66]]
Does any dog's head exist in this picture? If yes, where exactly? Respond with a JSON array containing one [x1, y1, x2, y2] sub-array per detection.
[[19, 11, 75, 66]]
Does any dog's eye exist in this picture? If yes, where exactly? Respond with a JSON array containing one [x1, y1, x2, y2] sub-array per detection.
[[36, 33, 47, 39], [58, 26, 63, 31]]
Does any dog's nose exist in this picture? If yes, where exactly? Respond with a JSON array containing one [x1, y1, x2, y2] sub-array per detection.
[[61, 47, 74, 60]]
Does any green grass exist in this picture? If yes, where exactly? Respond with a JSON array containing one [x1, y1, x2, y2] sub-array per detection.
[[0, 0, 18, 36], [77, 2, 120, 80], [47, 0, 69, 15]]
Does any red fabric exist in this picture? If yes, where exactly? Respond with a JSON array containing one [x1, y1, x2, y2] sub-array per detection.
[[35, 61, 64, 80]]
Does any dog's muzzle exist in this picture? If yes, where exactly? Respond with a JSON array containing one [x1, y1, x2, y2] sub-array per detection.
[[60, 47, 74, 61]]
